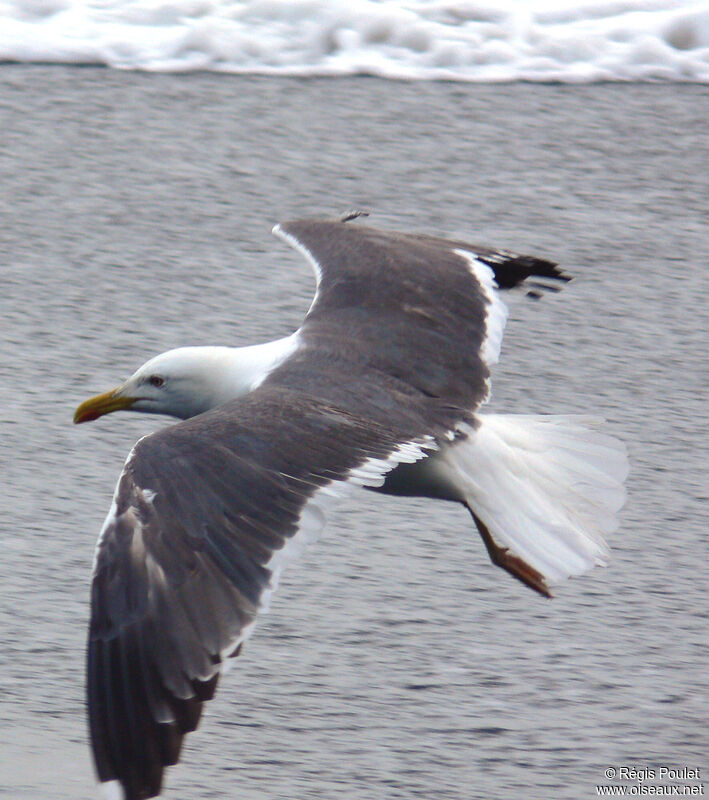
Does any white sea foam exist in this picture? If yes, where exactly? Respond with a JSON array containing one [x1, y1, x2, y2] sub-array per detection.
[[1, 0, 708, 82]]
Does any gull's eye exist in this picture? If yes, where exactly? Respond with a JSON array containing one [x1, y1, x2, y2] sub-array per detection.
[[148, 375, 165, 388]]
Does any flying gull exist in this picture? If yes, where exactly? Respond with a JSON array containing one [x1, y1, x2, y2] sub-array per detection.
[[74, 213, 628, 800]]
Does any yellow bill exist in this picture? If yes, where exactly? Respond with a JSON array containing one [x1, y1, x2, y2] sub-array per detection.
[[74, 388, 136, 424]]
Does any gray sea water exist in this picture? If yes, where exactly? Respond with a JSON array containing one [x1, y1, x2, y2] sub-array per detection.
[[0, 68, 707, 800]]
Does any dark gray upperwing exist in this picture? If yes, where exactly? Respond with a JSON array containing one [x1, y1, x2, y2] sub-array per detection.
[[88, 388, 436, 800], [274, 218, 569, 414]]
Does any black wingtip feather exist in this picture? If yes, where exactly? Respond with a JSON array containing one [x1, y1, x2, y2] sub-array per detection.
[[477, 253, 572, 292]]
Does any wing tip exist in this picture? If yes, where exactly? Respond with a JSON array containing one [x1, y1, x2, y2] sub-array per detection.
[[477, 252, 572, 294]]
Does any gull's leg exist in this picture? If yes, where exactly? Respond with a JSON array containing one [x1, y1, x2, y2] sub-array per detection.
[[467, 507, 553, 599]]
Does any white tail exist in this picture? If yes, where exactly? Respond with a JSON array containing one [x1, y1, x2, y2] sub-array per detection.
[[441, 414, 629, 586]]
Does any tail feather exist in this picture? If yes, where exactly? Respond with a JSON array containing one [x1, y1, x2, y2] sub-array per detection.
[[444, 414, 629, 585]]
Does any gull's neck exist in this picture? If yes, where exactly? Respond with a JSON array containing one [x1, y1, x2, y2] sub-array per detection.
[[176, 334, 299, 417], [223, 334, 299, 396]]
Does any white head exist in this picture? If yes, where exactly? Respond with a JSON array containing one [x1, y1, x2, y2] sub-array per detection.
[[74, 347, 239, 424]]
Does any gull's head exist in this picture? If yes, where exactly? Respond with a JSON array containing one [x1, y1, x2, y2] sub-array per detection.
[[74, 347, 231, 424]]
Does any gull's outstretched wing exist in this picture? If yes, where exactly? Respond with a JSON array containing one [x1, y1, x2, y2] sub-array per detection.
[[273, 217, 569, 414], [88, 388, 437, 799]]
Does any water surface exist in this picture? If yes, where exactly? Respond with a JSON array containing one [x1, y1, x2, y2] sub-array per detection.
[[0, 69, 707, 799]]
